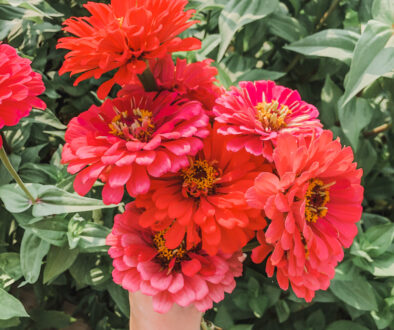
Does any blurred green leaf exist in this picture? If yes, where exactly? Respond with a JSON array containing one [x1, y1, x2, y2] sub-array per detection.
[[20, 230, 50, 284], [217, 0, 278, 60], [43, 245, 79, 283], [330, 277, 378, 311], [326, 320, 369, 330], [30, 310, 75, 329], [285, 29, 360, 64], [342, 19, 394, 106], [0, 288, 29, 320]]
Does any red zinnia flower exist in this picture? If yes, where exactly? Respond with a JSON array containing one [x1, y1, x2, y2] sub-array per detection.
[[120, 55, 223, 113], [57, 0, 201, 99], [135, 126, 270, 255], [245, 131, 363, 301], [214, 80, 322, 161], [0, 43, 46, 146], [61, 91, 209, 204], [107, 203, 245, 313]]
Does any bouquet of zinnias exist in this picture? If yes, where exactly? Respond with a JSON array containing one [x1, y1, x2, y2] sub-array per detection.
[[57, 0, 363, 314]]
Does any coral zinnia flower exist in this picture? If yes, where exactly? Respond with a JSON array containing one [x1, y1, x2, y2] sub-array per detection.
[[57, 0, 201, 99], [107, 202, 245, 313], [61, 91, 209, 204], [0, 43, 46, 146], [245, 131, 363, 301], [120, 55, 222, 113], [214, 80, 322, 161], [135, 126, 270, 255]]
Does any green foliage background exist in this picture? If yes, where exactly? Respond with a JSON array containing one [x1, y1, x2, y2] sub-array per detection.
[[0, 0, 393, 329]]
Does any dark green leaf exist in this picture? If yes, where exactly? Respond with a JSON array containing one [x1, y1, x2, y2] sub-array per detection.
[[43, 246, 79, 284]]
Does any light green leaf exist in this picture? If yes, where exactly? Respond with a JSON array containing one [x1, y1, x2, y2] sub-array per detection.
[[371, 253, 394, 277], [338, 97, 373, 150], [27, 108, 66, 130], [342, 20, 394, 106], [0, 183, 39, 213], [0, 288, 29, 320], [218, 0, 278, 61], [372, 0, 394, 24], [330, 277, 378, 311], [25, 217, 68, 246], [285, 29, 360, 64], [32, 185, 116, 217], [363, 223, 394, 257], [0, 253, 22, 281], [20, 230, 50, 284], [43, 246, 79, 284]]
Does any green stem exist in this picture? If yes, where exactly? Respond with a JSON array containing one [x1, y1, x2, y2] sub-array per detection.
[[0, 147, 36, 204], [137, 65, 159, 92]]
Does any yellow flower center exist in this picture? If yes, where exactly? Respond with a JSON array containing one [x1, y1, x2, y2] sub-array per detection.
[[108, 108, 155, 142], [255, 98, 292, 131], [152, 229, 188, 266], [181, 159, 220, 198], [305, 179, 333, 223]]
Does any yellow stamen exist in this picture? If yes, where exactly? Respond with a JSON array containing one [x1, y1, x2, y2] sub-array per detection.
[[304, 179, 332, 223], [152, 229, 188, 266], [181, 159, 220, 198], [108, 108, 155, 142], [255, 95, 292, 131]]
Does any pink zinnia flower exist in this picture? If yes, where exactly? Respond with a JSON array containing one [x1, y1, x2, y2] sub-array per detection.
[[246, 131, 364, 301], [106, 203, 245, 313], [57, 0, 201, 99], [135, 126, 270, 255], [119, 55, 222, 113], [0, 43, 46, 147], [61, 91, 209, 204], [214, 80, 322, 161]]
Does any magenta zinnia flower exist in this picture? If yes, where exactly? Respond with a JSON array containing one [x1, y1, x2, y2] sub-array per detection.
[[245, 131, 363, 301], [61, 91, 209, 204], [106, 203, 245, 313], [0, 43, 46, 147], [214, 80, 322, 161]]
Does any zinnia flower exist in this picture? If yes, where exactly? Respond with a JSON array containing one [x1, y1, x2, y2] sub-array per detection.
[[106, 202, 245, 313], [120, 55, 222, 113], [135, 126, 270, 255], [245, 131, 363, 301], [214, 80, 322, 161], [0, 43, 46, 146], [57, 0, 201, 99], [61, 91, 209, 204]]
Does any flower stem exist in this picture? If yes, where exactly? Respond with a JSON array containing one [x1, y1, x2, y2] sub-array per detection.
[[137, 65, 159, 92], [0, 147, 36, 204]]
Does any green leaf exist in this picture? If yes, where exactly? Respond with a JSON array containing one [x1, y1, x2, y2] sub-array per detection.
[[20, 230, 50, 284], [355, 140, 377, 177], [0, 183, 39, 213], [27, 108, 66, 130], [267, 12, 307, 42], [0, 288, 29, 320], [338, 97, 373, 150], [326, 320, 369, 330], [275, 300, 290, 323], [217, 0, 279, 60], [372, 0, 394, 24], [330, 277, 378, 311], [0, 3, 25, 19], [285, 29, 360, 64], [32, 185, 116, 217], [107, 283, 130, 318], [43, 246, 79, 284], [229, 325, 253, 330], [236, 69, 286, 83], [25, 217, 68, 247], [30, 310, 75, 329], [363, 223, 394, 257], [0, 253, 22, 281], [320, 76, 342, 127], [371, 253, 394, 277], [342, 20, 394, 106]]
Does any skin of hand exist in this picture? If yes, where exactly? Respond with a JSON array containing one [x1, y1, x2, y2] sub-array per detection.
[[129, 291, 203, 330]]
